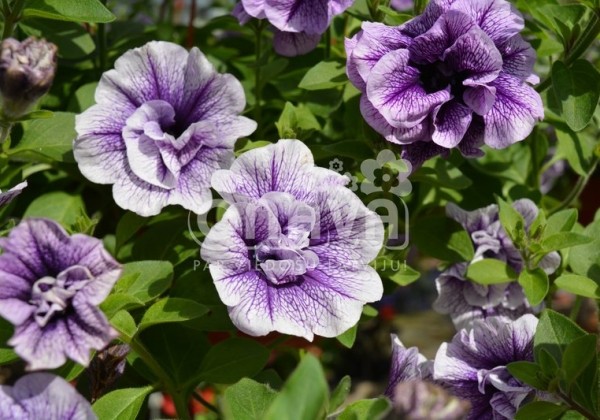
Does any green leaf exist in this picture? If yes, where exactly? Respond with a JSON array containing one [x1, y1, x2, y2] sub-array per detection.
[[466, 259, 518, 285], [507, 361, 548, 390], [0, 319, 17, 366], [10, 112, 76, 162], [339, 398, 391, 420], [198, 338, 270, 384], [545, 209, 578, 237], [140, 324, 210, 388], [115, 212, 148, 251], [551, 60, 600, 132], [562, 334, 597, 388], [387, 263, 421, 286], [569, 219, 600, 282], [275, 102, 320, 139], [265, 355, 329, 420], [337, 324, 358, 348], [23, 0, 115, 23], [100, 293, 144, 319], [537, 348, 560, 378], [20, 19, 95, 60], [534, 310, 587, 364], [69, 82, 98, 112], [223, 379, 278, 420], [515, 401, 567, 420], [497, 197, 525, 242], [329, 376, 351, 413], [554, 274, 600, 299], [92, 386, 153, 419], [115, 261, 173, 304], [138, 298, 208, 331], [24, 191, 85, 228], [110, 310, 137, 341], [555, 128, 596, 177], [299, 60, 347, 90], [412, 216, 474, 262], [541, 232, 593, 252], [518, 268, 549, 306]]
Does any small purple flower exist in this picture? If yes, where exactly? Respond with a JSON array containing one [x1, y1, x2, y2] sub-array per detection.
[[0, 218, 121, 370], [433, 199, 560, 329], [0, 373, 95, 419], [74, 41, 256, 217], [0, 37, 57, 119], [0, 181, 27, 207], [345, 0, 543, 168], [233, 0, 353, 56], [385, 335, 430, 398], [433, 315, 538, 419], [201, 140, 384, 340]]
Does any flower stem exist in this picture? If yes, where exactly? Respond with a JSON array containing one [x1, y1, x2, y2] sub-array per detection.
[[569, 295, 583, 321], [193, 390, 220, 415], [1, 0, 25, 39], [549, 157, 598, 215], [537, 10, 600, 93], [253, 21, 265, 137], [558, 390, 600, 420]]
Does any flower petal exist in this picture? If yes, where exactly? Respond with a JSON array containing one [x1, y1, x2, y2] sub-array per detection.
[[483, 74, 544, 149], [432, 100, 473, 148], [499, 35, 539, 84], [273, 30, 321, 57], [464, 85, 497, 116], [367, 49, 451, 129], [449, 0, 524, 44]]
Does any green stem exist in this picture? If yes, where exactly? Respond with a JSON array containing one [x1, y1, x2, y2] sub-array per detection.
[[97, 0, 108, 75], [128, 338, 191, 420], [0, 121, 12, 145], [253, 21, 264, 137], [558, 390, 600, 420], [569, 296, 583, 321], [537, 11, 600, 93], [1, 0, 25, 39], [192, 390, 220, 415], [324, 26, 331, 59], [549, 157, 598, 215]]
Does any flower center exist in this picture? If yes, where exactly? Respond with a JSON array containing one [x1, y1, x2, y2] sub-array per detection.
[[415, 61, 467, 99], [251, 193, 319, 286], [30, 266, 93, 327]]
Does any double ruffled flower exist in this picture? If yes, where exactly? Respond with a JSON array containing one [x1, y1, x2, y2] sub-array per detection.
[[434, 199, 560, 329], [0, 218, 121, 370], [74, 41, 256, 216], [201, 140, 384, 340], [386, 315, 538, 419], [0, 373, 95, 419], [346, 0, 543, 168], [234, 0, 353, 56]]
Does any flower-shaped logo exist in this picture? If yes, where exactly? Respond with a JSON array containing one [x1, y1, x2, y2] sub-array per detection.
[[329, 158, 344, 173], [343, 172, 359, 192], [360, 150, 412, 196]]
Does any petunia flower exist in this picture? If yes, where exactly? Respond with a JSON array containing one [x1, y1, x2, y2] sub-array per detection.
[[433, 199, 560, 329], [0, 218, 121, 370], [345, 0, 543, 168], [0, 373, 95, 419], [233, 0, 353, 57], [201, 140, 384, 340], [384, 334, 431, 398], [74, 41, 256, 217], [433, 314, 538, 419], [0, 181, 27, 208]]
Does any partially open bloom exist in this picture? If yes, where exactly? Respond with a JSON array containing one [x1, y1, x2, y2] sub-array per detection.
[[74, 41, 256, 216], [0, 373, 95, 419], [0, 37, 57, 119], [0, 218, 121, 370], [434, 315, 538, 419], [201, 140, 384, 340], [385, 335, 430, 398], [233, 0, 353, 56], [346, 0, 543, 168], [0, 181, 27, 207], [433, 199, 559, 329]]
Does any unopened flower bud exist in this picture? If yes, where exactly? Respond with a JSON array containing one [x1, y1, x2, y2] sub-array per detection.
[[0, 37, 57, 119], [392, 380, 470, 420]]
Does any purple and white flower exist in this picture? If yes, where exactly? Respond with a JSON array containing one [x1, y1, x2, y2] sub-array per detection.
[[0, 373, 95, 419], [345, 0, 543, 168], [233, 0, 353, 56], [0, 181, 27, 207], [391, 0, 413, 11], [385, 334, 430, 398], [0, 218, 121, 370], [433, 199, 560, 329], [74, 41, 256, 217], [201, 140, 384, 340], [433, 315, 538, 419]]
